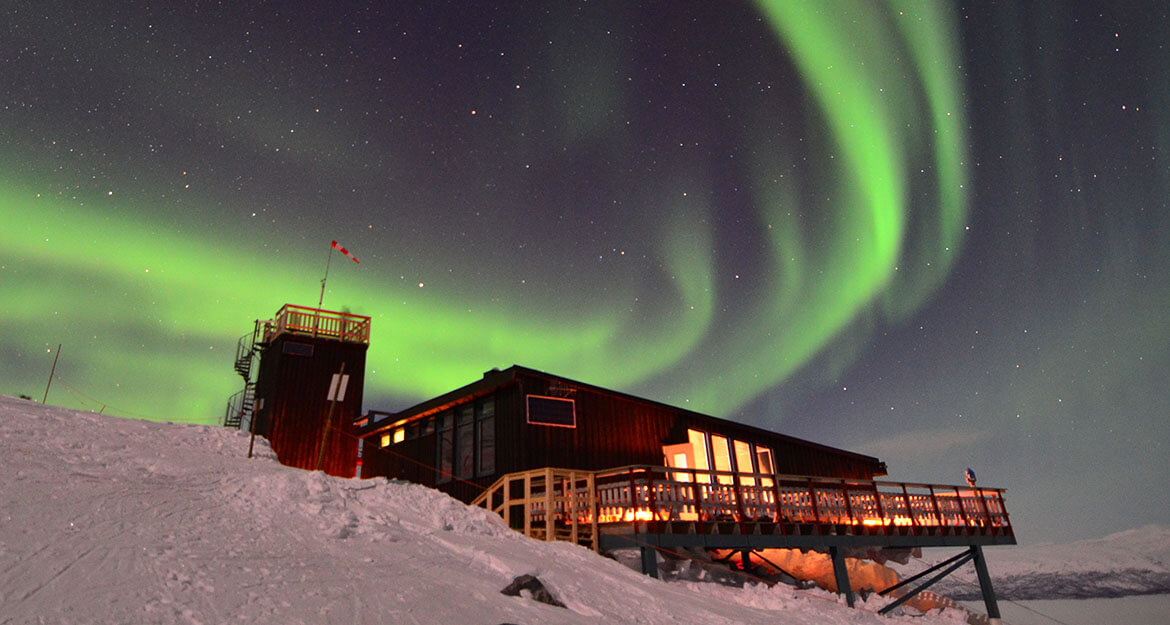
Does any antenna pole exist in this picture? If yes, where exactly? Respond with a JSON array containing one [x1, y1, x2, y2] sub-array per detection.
[[317, 245, 334, 310], [42, 344, 61, 404]]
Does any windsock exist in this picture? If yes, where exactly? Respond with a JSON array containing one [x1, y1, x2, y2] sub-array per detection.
[[331, 240, 359, 264]]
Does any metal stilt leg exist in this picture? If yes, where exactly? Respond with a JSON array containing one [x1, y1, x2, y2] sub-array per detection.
[[640, 546, 659, 579], [829, 546, 854, 607], [970, 545, 1002, 623]]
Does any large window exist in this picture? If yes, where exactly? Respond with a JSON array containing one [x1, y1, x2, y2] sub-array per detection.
[[733, 439, 755, 486], [456, 405, 475, 479], [710, 434, 733, 485], [477, 398, 495, 476], [686, 429, 775, 487], [755, 446, 775, 487], [687, 429, 711, 483], [436, 397, 497, 483], [437, 411, 454, 483]]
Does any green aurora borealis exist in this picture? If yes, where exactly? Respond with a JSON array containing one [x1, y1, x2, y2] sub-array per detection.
[[2, 1, 966, 420], [3, 1, 1168, 541]]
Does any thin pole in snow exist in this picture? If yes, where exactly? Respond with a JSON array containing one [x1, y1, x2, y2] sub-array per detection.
[[42, 344, 61, 404]]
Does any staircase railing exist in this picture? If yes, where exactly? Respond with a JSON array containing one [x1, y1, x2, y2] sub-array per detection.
[[224, 320, 265, 429], [471, 467, 599, 551]]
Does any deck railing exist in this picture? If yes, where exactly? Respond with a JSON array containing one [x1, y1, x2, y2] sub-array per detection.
[[263, 304, 371, 344], [474, 465, 1012, 547], [591, 465, 1011, 533]]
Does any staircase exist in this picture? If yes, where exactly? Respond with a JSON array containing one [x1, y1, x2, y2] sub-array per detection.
[[223, 320, 266, 429]]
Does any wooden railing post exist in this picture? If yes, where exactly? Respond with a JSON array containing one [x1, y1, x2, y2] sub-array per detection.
[[733, 472, 747, 524], [841, 480, 854, 526], [807, 479, 822, 533], [954, 486, 970, 529], [927, 485, 944, 528], [544, 468, 554, 541], [589, 472, 599, 549], [689, 468, 700, 522], [997, 491, 1013, 532], [503, 477, 512, 528], [627, 468, 639, 529], [901, 483, 918, 535], [872, 483, 887, 534], [523, 473, 532, 538], [976, 488, 994, 531], [646, 467, 659, 521], [771, 478, 784, 531]]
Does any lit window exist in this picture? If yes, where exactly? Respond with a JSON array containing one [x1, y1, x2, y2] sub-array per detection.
[[380, 433, 390, 448], [755, 447, 774, 474], [711, 435, 733, 485], [755, 446, 775, 487], [393, 428, 405, 444], [687, 429, 711, 483], [733, 440, 755, 486]]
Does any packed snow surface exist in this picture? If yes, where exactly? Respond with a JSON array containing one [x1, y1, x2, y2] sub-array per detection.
[[0, 396, 971, 625]]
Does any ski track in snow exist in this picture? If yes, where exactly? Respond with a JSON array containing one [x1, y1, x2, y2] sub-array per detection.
[[2, 395, 1153, 623]]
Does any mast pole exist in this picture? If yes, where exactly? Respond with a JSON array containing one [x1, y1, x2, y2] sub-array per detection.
[[317, 245, 334, 310]]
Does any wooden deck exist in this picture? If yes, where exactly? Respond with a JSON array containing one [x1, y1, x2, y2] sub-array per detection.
[[472, 465, 1015, 552]]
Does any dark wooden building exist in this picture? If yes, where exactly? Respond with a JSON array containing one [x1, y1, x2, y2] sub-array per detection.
[[229, 304, 369, 477], [356, 365, 886, 503]]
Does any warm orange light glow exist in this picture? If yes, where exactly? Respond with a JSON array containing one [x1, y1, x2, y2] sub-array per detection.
[[393, 428, 405, 444], [595, 508, 657, 523], [624, 509, 655, 522]]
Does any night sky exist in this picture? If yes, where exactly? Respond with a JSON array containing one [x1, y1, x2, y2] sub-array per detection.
[[3, 1, 1167, 544]]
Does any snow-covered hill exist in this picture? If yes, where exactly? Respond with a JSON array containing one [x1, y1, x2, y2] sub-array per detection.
[[895, 526, 1170, 601], [0, 396, 970, 625]]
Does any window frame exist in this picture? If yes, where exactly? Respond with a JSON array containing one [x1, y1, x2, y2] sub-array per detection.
[[476, 397, 496, 477]]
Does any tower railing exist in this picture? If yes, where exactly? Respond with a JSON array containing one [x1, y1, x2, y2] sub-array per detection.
[[264, 304, 371, 344]]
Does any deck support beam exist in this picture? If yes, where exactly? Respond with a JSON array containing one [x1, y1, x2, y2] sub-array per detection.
[[970, 545, 1002, 623], [829, 546, 854, 607], [640, 546, 659, 579], [878, 549, 973, 615]]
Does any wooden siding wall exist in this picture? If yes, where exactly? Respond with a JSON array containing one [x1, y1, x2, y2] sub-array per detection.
[[362, 369, 884, 503], [253, 334, 366, 478], [504, 372, 883, 480]]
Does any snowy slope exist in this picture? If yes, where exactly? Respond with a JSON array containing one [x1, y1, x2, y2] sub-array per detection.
[[0, 396, 969, 625], [892, 527, 1170, 601]]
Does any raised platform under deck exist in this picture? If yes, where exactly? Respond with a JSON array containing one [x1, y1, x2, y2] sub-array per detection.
[[473, 465, 1014, 619]]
